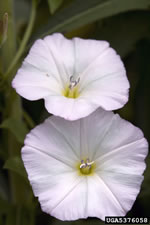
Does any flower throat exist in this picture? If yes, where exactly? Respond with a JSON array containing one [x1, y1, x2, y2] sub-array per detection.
[[63, 76, 80, 98], [77, 158, 95, 176]]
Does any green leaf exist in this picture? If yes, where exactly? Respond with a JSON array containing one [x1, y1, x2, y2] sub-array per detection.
[[94, 12, 150, 58], [14, 0, 30, 25], [0, 117, 28, 144], [0, 197, 11, 214], [4, 156, 27, 180], [0, 172, 9, 201], [0, 144, 7, 160], [31, 0, 150, 41], [48, 0, 64, 14]]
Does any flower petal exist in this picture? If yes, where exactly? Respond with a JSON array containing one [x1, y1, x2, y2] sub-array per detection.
[[81, 108, 148, 165], [44, 95, 98, 120], [22, 145, 86, 221], [75, 39, 129, 110], [12, 34, 130, 120], [87, 175, 125, 220], [24, 116, 82, 162], [22, 109, 148, 221], [73, 108, 115, 160], [12, 33, 75, 100], [25, 33, 74, 85], [94, 112, 148, 174], [22, 116, 90, 220], [80, 71, 129, 110], [47, 177, 88, 221], [87, 173, 143, 220], [44, 33, 75, 82], [73, 37, 109, 76], [12, 64, 61, 100], [87, 109, 147, 219]]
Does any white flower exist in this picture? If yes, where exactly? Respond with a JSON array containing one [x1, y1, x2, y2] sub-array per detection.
[[22, 109, 148, 221], [12, 33, 129, 120]]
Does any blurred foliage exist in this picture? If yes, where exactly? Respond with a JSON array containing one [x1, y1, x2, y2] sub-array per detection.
[[4, 156, 28, 180], [0, 0, 150, 224], [0, 13, 8, 48], [47, 0, 64, 14]]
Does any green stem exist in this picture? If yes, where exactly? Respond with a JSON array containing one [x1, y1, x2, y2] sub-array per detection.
[[0, 0, 17, 205], [23, 110, 35, 129], [16, 205, 21, 225], [4, 0, 36, 80], [0, 0, 16, 73], [0, 1, 37, 225]]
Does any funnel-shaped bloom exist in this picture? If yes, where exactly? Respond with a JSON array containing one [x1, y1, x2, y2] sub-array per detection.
[[22, 109, 148, 221], [12, 33, 129, 120]]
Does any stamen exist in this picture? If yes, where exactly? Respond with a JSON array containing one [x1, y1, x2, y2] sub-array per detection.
[[62, 76, 80, 98], [79, 159, 94, 169], [87, 160, 94, 168], [80, 162, 86, 169], [77, 158, 96, 176], [69, 76, 80, 90]]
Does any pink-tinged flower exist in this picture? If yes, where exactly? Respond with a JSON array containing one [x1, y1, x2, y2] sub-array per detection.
[[12, 33, 129, 120], [22, 109, 148, 221]]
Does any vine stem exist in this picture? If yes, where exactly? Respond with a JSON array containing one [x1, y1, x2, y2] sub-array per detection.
[[4, 0, 37, 80], [23, 110, 35, 129], [0, 0, 16, 73], [0, 0, 17, 205]]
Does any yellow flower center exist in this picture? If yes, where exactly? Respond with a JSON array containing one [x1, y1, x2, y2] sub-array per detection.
[[63, 85, 79, 98], [76, 159, 96, 176], [62, 76, 80, 99]]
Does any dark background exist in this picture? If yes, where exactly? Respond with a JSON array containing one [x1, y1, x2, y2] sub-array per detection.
[[0, 0, 150, 224]]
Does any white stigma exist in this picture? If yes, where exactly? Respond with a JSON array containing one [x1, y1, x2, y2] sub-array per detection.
[[80, 159, 94, 169], [69, 76, 80, 90]]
